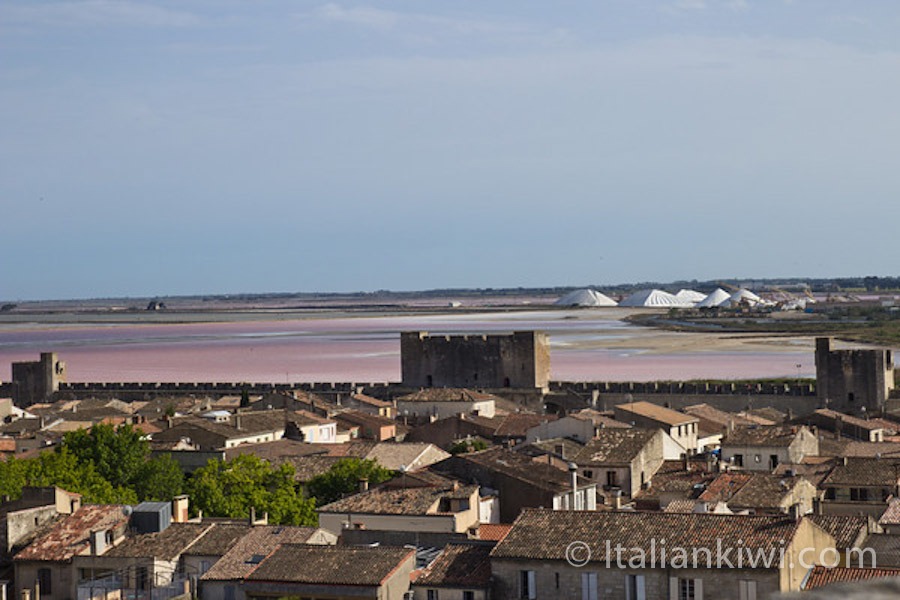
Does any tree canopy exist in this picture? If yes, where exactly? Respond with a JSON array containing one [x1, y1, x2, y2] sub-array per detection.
[[185, 454, 317, 526], [306, 458, 394, 506]]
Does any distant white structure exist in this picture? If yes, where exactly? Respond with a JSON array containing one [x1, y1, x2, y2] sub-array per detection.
[[727, 288, 772, 307], [697, 288, 731, 308], [674, 289, 707, 305], [618, 288, 681, 307], [555, 288, 618, 307]]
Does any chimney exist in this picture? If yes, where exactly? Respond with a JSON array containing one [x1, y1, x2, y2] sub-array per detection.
[[172, 495, 189, 523], [612, 490, 623, 510], [834, 416, 842, 440], [21, 589, 31, 600], [234, 414, 242, 430], [569, 462, 578, 501], [359, 478, 369, 493], [727, 418, 735, 434], [555, 444, 565, 459]]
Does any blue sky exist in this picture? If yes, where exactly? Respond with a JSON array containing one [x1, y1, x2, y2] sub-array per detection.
[[3, 1, 900, 300]]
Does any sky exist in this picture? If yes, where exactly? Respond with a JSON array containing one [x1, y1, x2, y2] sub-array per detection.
[[3, 1, 900, 300]]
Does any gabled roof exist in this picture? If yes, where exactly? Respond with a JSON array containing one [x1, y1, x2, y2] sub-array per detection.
[[244, 544, 414, 586], [317, 483, 478, 516], [722, 425, 805, 447], [807, 514, 870, 548], [697, 472, 753, 503], [491, 509, 804, 566], [573, 428, 660, 466], [14, 504, 128, 562], [414, 543, 492, 588], [726, 474, 808, 510], [181, 523, 253, 557], [396, 389, 499, 403], [103, 523, 212, 560], [804, 565, 900, 590], [810, 408, 885, 431], [200, 526, 322, 581], [822, 457, 900, 487], [615, 401, 696, 427], [446, 446, 590, 494]]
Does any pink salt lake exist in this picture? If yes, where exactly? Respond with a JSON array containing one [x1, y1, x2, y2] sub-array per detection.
[[0, 310, 822, 383]]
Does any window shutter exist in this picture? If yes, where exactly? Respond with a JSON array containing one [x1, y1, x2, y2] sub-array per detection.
[[528, 570, 537, 600], [636, 575, 646, 600], [695, 578, 704, 600], [669, 577, 679, 600]]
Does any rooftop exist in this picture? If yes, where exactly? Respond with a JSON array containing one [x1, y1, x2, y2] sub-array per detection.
[[491, 509, 804, 565], [245, 544, 414, 587], [103, 523, 212, 560], [822, 457, 900, 488], [722, 425, 807, 447], [181, 523, 253, 556], [573, 428, 659, 466], [318, 482, 478, 516], [200, 526, 321, 581], [14, 504, 128, 562], [414, 543, 492, 588], [614, 401, 697, 426], [804, 565, 900, 591], [396, 388, 499, 403], [807, 514, 870, 548]]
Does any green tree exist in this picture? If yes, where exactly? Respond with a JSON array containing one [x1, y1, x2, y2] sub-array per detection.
[[134, 454, 185, 502], [185, 455, 316, 526], [306, 458, 394, 506], [63, 423, 148, 490], [0, 448, 136, 504]]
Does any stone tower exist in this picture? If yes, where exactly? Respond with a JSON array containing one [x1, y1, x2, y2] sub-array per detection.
[[815, 337, 894, 415]]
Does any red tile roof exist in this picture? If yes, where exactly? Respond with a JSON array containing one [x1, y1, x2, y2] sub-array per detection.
[[804, 565, 900, 590], [477, 523, 513, 542], [14, 504, 128, 562]]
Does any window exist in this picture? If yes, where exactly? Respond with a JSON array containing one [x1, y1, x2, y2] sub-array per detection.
[[672, 577, 703, 600], [463, 592, 475, 600], [754, 454, 761, 463], [200, 561, 211, 575], [734, 454, 744, 467], [581, 572, 598, 600], [739, 580, 757, 600], [520, 570, 536, 599], [224, 585, 235, 600], [607, 471, 618, 487], [626, 574, 646, 600], [427, 590, 439, 600], [37, 568, 52, 595], [584, 470, 594, 479], [555, 572, 560, 589], [769, 455, 779, 469]]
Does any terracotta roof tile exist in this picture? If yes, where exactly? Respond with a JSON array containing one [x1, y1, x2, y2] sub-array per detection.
[[200, 526, 321, 581], [491, 509, 804, 565], [573, 429, 659, 466], [14, 504, 128, 562], [614, 401, 696, 426], [722, 425, 805, 447], [397, 389, 500, 403], [807, 514, 870, 548], [804, 565, 900, 590], [822, 457, 900, 487], [182, 523, 253, 556], [415, 543, 492, 588], [103, 523, 212, 560], [477, 524, 512, 542], [245, 544, 414, 586], [318, 483, 478, 516]]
